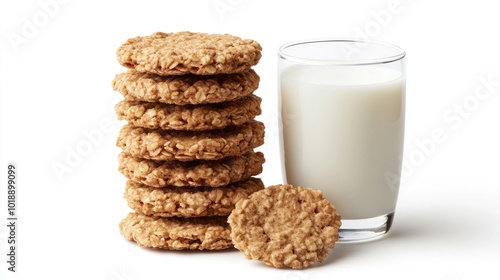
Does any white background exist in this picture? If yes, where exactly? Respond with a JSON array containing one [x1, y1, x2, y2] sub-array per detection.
[[1, 0, 499, 279]]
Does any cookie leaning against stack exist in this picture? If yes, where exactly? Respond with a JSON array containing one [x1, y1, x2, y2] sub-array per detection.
[[112, 31, 265, 250]]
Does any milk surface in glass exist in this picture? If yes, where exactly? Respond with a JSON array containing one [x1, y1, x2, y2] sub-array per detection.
[[280, 65, 405, 219]]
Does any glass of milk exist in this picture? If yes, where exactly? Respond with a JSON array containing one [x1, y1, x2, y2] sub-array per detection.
[[278, 39, 405, 243]]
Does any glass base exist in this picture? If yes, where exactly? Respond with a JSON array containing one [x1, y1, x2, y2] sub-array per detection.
[[337, 212, 395, 243]]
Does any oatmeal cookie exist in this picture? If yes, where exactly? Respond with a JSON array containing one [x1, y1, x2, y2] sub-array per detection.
[[118, 151, 264, 188], [116, 31, 262, 75], [115, 94, 261, 131], [125, 178, 264, 218], [112, 69, 259, 105], [119, 212, 232, 250], [116, 120, 265, 161], [228, 184, 342, 269]]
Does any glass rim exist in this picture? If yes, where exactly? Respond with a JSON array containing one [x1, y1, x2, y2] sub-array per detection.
[[278, 38, 406, 66]]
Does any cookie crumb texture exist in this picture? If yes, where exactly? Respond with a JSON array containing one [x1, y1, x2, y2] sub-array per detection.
[[115, 94, 262, 131], [112, 69, 260, 105], [119, 212, 232, 250], [228, 184, 342, 269], [118, 151, 265, 188], [125, 178, 264, 218], [116, 120, 264, 161], [116, 32, 262, 76]]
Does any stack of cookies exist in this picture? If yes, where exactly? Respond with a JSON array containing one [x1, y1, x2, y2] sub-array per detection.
[[112, 32, 265, 250]]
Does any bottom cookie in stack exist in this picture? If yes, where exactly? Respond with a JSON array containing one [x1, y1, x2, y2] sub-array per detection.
[[120, 212, 232, 250]]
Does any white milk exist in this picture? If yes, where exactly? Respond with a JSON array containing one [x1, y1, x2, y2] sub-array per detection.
[[280, 65, 405, 219]]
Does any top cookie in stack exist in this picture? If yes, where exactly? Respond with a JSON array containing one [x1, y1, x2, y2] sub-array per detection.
[[116, 31, 262, 76], [112, 31, 265, 250]]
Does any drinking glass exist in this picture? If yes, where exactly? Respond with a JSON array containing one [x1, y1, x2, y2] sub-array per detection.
[[278, 39, 406, 243]]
